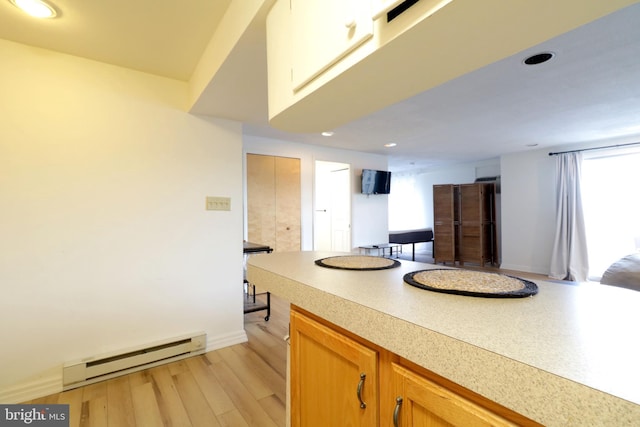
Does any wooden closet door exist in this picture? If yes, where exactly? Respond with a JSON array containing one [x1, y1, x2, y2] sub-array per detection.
[[275, 156, 301, 251], [246, 154, 301, 252], [247, 154, 276, 248]]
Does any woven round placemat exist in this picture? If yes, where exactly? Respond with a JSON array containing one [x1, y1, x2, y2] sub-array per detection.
[[404, 269, 538, 298], [315, 255, 401, 270]]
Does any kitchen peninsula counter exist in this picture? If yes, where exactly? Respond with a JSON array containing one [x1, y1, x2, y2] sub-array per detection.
[[247, 251, 640, 426]]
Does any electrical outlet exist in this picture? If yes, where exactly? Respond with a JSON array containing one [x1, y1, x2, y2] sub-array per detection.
[[206, 196, 231, 211]]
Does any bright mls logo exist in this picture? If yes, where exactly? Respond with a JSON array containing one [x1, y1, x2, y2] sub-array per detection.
[[0, 405, 69, 426]]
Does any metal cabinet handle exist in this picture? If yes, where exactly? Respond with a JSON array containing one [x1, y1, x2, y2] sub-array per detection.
[[393, 396, 403, 427], [357, 373, 367, 408]]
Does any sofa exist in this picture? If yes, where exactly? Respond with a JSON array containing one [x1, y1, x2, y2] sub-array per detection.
[[600, 252, 640, 291]]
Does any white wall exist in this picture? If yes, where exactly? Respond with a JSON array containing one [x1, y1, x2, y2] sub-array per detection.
[[0, 40, 246, 401], [500, 149, 556, 274], [243, 135, 389, 249]]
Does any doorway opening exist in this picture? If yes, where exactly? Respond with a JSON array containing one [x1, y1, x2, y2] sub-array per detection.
[[314, 161, 351, 252]]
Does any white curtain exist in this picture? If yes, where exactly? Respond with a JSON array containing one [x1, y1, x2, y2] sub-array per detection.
[[549, 152, 589, 281]]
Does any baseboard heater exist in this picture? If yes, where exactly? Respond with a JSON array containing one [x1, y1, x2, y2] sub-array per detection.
[[63, 332, 206, 390]]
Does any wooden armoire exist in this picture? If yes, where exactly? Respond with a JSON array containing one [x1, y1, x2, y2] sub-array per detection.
[[433, 183, 498, 267]]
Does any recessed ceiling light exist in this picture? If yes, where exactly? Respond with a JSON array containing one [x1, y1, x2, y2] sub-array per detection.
[[321, 131, 334, 137], [9, 0, 57, 18], [523, 52, 554, 65], [384, 143, 397, 148]]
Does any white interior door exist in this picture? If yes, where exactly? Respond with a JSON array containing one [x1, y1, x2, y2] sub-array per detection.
[[314, 163, 333, 251], [314, 161, 351, 252]]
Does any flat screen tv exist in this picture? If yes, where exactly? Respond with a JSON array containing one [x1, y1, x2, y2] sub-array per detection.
[[361, 169, 391, 194]]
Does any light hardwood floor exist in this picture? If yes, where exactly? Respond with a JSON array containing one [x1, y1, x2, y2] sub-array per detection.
[[26, 293, 290, 427]]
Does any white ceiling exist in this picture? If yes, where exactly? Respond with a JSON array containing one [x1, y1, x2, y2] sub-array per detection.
[[0, 0, 232, 80], [2, 0, 639, 172]]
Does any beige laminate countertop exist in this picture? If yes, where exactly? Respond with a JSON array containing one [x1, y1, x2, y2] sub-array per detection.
[[247, 251, 640, 426]]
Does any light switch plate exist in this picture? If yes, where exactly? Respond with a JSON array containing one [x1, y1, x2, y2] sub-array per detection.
[[206, 196, 231, 211]]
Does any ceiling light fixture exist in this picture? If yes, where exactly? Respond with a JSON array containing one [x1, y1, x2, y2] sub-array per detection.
[[523, 52, 554, 65], [9, 0, 57, 18], [321, 131, 334, 137], [384, 143, 397, 148]]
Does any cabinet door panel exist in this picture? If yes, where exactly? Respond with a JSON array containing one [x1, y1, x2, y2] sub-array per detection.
[[433, 185, 456, 263], [459, 184, 482, 224], [291, 310, 378, 427], [392, 363, 516, 427], [458, 184, 481, 265], [291, 0, 373, 90]]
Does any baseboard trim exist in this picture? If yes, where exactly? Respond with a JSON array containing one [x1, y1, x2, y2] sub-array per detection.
[[0, 372, 61, 404], [206, 329, 248, 351], [0, 329, 249, 404], [499, 263, 547, 275]]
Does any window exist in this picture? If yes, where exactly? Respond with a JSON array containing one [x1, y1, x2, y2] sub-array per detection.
[[388, 173, 426, 231], [581, 150, 640, 280]]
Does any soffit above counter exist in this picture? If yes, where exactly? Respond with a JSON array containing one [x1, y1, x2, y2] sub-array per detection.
[[265, 0, 638, 133]]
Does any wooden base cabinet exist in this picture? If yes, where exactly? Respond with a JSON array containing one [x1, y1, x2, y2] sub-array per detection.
[[290, 306, 540, 427], [390, 363, 516, 426], [290, 309, 378, 426]]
